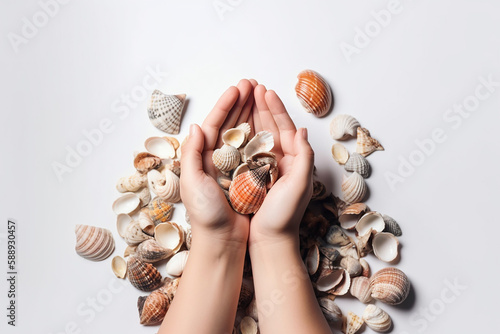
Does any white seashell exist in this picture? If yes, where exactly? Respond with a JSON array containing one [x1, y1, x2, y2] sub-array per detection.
[[356, 127, 384, 157], [147, 90, 186, 134], [154, 222, 184, 253], [75, 225, 115, 261], [212, 144, 241, 172], [356, 212, 385, 236], [344, 152, 371, 178], [316, 268, 351, 296], [339, 243, 360, 260], [111, 256, 127, 278], [236, 122, 251, 142], [350, 276, 373, 303], [116, 172, 148, 193], [233, 163, 250, 180], [344, 311, 364, 334], [134, 187, 151, 207], [318, 297, 342, 323], [339, 203, 368, 230], [329, 114, 361, 140], [147, 169, 181, 203], [116, 213, 133, 238], [222, 128, 246, 148], [165, 250, 189, 277], [382, 214, 402, 236], [244, 131, 274, 159], [331, 143, 349, 165], [123, 220, 153, 246], [372, 232, 399, 262], [341, 172, 367, 204], [363, 304, 392, 332], [112, 193, 141, 215], [239, 316, 258, 334], [144, 136, 176, 159], [138, 209, 155, 235]]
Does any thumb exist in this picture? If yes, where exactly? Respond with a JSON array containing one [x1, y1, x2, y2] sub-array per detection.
[[291, 128, 315, 180], [181, 124, 205, 180]]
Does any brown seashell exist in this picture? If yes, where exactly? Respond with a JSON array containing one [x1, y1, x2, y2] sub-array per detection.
[[75, 225, 115, 261], [370, 267, 410, 305], [127, 256, 163, 291], [148, 197, 174, 225], [305, 244, 320, 275], [350, 276, 373, 303], [134, 152, 162, 174], [295, 70, 332, 117], [382, 214, 402, 237], [344, 152, 371, 178], [229, 165, 269, 214], [246, 151, 278, 189], [159, 277, 180, 301], [137, 289, 170, 325], [136, 239, 173, 263], [356, 127, 384, 157]]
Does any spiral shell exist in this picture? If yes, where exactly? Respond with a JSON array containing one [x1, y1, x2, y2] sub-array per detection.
[[350, 276, 373, 303], [363, 304, 392, 332], [370, 267, 410, 305], [136, 239, 173, 263], [341, 172, 367, 204], [127, 255, 163, 291], [134, 152, 162, 174], [137, 289, 170, 325], [344, 152, 371, 178], [147, 90, 186, 134], [148, 169, 181, 203], [295, 70, 332, 117], [138, 209, 155, 235], [147, 197, 174, 225], [212, 144, 241, 172], [116, 172, 148, 193], [229, 165, 269, 214], [330, 114, 361, 140], [75, 225, 115, 261], [356, 127, 384, 157]]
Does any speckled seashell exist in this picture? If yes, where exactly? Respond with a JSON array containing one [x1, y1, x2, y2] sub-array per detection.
[[372, 232, 399, 263], [341, 172, 367, 204], [116, 172, 148, 193], [311, 180, 328, 201], [134, 187, 151, 207], [212, 144, 241, 172], [340, 256, 362, 277], [356, 212, 385, 236], [147, 197, 174, 225], [350, 276, 373, 303], [331, 143, 349, 165], [244, 131, 274, 159], [325, 225, 351, 246], [329, 114, 361, 140], [136, 239, 173, 263], [382, 214, 402, 236], [363, 304, 392, 332], [147, 90, 186, 134], [75, 225, 115, 261], [112, 256, 127, 278], [344, 152, 371, 178], [229, 165, 269, 214], [222, 128, 246, 148], [165, 250, 189, 277], [123, 220, 153, 246], [134, 152, 162, 174], [127, 255, 163, 292], [137, 289, 170, 325], [370, 268, 410, 305], [318, 297, 342, 323], [344, 311, 364, 334], [112, 193, 141, 215], [356, 127, 384, 157], [339, 203, 368, 230], [148, 169, 181, 203], [295, 70, 332, 117]]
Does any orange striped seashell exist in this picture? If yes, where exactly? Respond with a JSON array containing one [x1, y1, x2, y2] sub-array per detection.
[[147, 197, 174, 225], [127, 255, 163, 291], [295, 70, 332, 117], [229, 165, 270, 214], [75, 225, 115, 261], [137, 289, 170, 325]]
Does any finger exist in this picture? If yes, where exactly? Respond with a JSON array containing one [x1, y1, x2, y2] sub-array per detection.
[[219, 79, 253, 133], [235, 79, 258, 126], [181, 124, 206, 182], [202, 86, 240, 150], [290, 128, 315, 180], [255, 85, 282, 158], [265, 90, 297, 156], [252, 85, 264, 134]]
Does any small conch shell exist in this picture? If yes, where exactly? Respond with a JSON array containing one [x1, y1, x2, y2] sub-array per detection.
[[243, 131, 274, 159], [116, 172, 148, 193], [134, 152, 162, 174], [222, 128, 246, 148], [212, 144, 241, 172], [356, 127, 384, 157], [165, 250, 189, 277], [137, 289, 170, 325], [350, 276, 373, 303], [382, 214, 402, 237], [75, 225, 115, 261], [344, 311, 364, 334], [154, 222, 184, 253], [246, 151, 278, 189], [112, 193, 141, 215], [318, 297, 342, 323], [295, 69, 332, 117], [341, 172, 367, 204], [370, 267, 410, 305], [344, 152, 371, 178], [331, 143, 349, 165], [339, 203, 368, 230], [229, 164, 269, 214], [111, 256, 127, 279], [329, 114, 361, 140], [239, 316, 258, 334], [363, 304, 392, 332], [147, 169, 181, 203], [148, 197, 174, 225], [136, 239, 173, 263], [147, 90, 186, 134], [144, 137, 176, 159], [127, 255, 163, 291], [372, 232, 399, 262], [356, 212, 385, 236]]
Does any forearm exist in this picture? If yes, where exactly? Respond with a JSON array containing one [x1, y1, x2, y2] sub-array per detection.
[[160, 234, 246, 334], [249, 235, 331, 334]]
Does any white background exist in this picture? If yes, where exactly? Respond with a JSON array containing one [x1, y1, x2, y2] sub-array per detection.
[[1, 0, 500, 333]]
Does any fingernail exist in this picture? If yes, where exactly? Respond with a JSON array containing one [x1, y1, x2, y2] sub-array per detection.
[[302, 128, 308, 140]]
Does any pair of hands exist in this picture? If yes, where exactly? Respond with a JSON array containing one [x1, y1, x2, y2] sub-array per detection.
[[180, 79, 315, 250]]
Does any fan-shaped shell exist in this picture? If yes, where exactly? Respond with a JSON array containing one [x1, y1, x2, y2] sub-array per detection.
[[330, 114, 361, 140], [295, 70, 332, 117], [318, 297, 342, 323], [112, 256, 127, 278], [148, 169, 181, 203], [112, 193, 141, 215], [370, 267, 410, 305], [148, 197, 174, 225], [222, 128, 246, 148], [236, 122, 251, 141], [350, 276, 373, 303], [75, 225, 115, 261], [136, 239, 173, 263], [344, 152, 371, 178], [229, 165, 269, 214], [212, 144, 241, 172], [154, 222, 184, 253], [165, 250, 189, 277], [134, 152, 162, 174], [356, 127, 384, 157], [356, 212, 385, 236], [147, 90, 185, 134], [331, 143, 349, 165], [243, 131, 274, 159], [372, 232, 399, 262], [341, 172, 367, 204], [127, 255, 163, 291], [144, 136, 176, 159], [137, 289, 170, 326], [382, 214, 402, 236], [363, 304, 392, 332], [116, 172, 148, 193]]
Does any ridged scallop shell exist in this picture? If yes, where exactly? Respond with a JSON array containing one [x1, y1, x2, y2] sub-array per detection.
[[144, 136, 176, 159], [165, 250, 189, 277], [116, 172, 148, 193], [222, 128, 246, 148], [112, 193, 141, 215], [370, 267, 410, 305], [356, 127, 384, 157], [147, 197, 174, 225], [372, 232, 399, 262], [363, 304, 392, 332], [148, 169, 181, 203], [329, 114, 361, 140], [237, 122, 251, 141], [136, 239, 173, 263], [229, 165, 269, 214], [331, 143, 349, 165], [344, 152, 371, 178], [356, 212, 385, 236], [318, 297, 342, 323], [147, 90, 186, 134], [134, 152, 162, 174], [123, 220, 153, 246], [239, 316, 258, 334], [341, 172, 367, 204], [137, 289, 170, 326], [382, 214, 402, 236], [75, 225, 115, 261], [243, 131, 274, 159], [112, 256, 127, 278], [295, 70, 332, 117], [212, 144, 241, 172], [127, 255, 163, 291], [350, 276, 373, 303], [344, 312, 364, 334], [154, 222, 184, 253], [316, 268, 351, 296], [339, 203, 368, 230]]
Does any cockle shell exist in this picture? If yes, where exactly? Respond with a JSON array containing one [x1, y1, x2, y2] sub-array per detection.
[[136, 239, 173, 263], [116, 172, 148, 193], [341, 172, 367, 204], [112, 256, 127, 278], [144, 136, 176, 159], [305, 244, 320, 275], [239, 316, 258, 334], [237, 122, 251, 142], [134, 152, 162, 174], [112, 193, 141, 215], [325, 225, 351, 246], [147, 90, 186, 134], [350, 276, 373, 303], [356, 127, 384, 157], [137, 289, 170, 325], [148, 197, 174, 225], [372, 232, 399, 262], [222, 128, 246, 148], [138, 209, 155, 235], [329, 114, 361, 140], [331, 143, 349, 165], [243, 131, 274, 159], [295, 70, 332, 117], [127, 255, 163, 291], [123, 220, 153, 246], [147, 169, 181, 203], [154, 222, 184, 253], [370, 267, 410, 305], [229, 164, 269, 214], [382, 214, 402, 237], [344, 152, 371, 178], [75, 225, 115, 261], [212, 144, 241, 172], [356, 212, 385, 236], [318, 297, 342, 323], [344, 312, 364, 334], [339, 203, 368, 230], [363, 304, 392, 332], [134, 187, 151, 207], [165, 250, 189, 277], [340, 256, 362, 277], [316, 268, 351, 296]]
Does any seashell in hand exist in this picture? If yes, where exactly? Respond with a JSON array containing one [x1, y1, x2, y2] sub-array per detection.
[[75, 225, 115, 261], [111, 256, 127, 278], [116, 172, 148, 193], [372, 232, 399, 262], [222, 128, 246, 148], [344, 311, 364, 334], [148, 197, 174, 225], [236, 122, 251, 142], [243, 131, 274, 159], [318, 297, 342, 323], [341, 172, 367, 204], [147, 169, 181, 203], [356, 212, 385, 236], [382, 214, 402, 236], [136, 239, 173, 263], [112, 193, 141, 215], [147, 90, 186, 134], [134, 152, 162, 174], [154, 222, 184, 253], [295, 69, 332, 117], [344, 152, 371, 178], [339, 203, 368, 230], [329, 114, 361, 140], [363, 304, 392, 332], [212, 144, 241, 172], [350, 276, 373, 303], [144, 136, 176, 159], [246, 151, 278, 189], [331, 143, 349, 165], [165, 250, 189, 277], [229, 164, 269, 214], [137, 289, 170, 326], [127, 255, 163, 291], [356, 127, 384, 157], [370, 267, 410, 305]]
